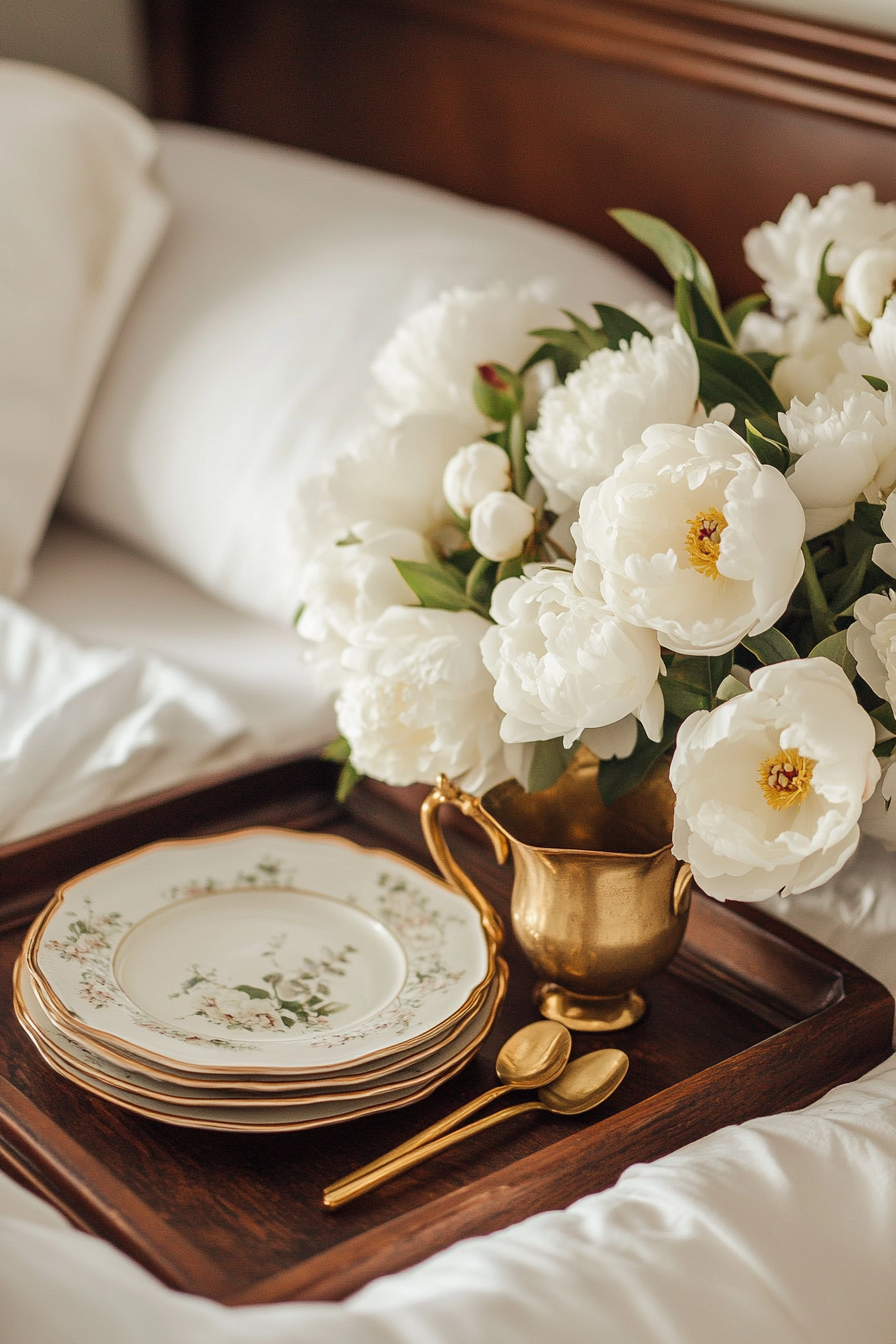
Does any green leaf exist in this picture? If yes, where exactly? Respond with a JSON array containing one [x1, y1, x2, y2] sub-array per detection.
[[808, 629, 857, 679], [526, 738, 579, 793], [872, 702, 896, 734], [817, 240, 844, 316], [864, 374, 889, 393], [233, 984, 273, 1001], [335, 758, 360, 804], [875, 738, 896, 758], [661, 678, 710, 719], [716, 674, 749, 700], [321, 736, 351, 763], [745, 418, 792, 473], [393, 558, 489, 617], [691, 336, 784, 419], [852, 502, 886, 537], [335, 531, 361, 547], [591, 303, 652, 350], [609, 208, 730, 340], [293, 602, 306, 626], [830, 547, 872, 615], [597, 717, 679, 808], [674, 277, 729, 345], [724, 293, 768, 338], [674, 275, 697, 337], [519, 340, 582, 381], [741, 628, 799, 664], [800, 543, 837, 641], [744, 349, 784, 380], [496, 555, 525, 583], [560, 310, 606, 353]]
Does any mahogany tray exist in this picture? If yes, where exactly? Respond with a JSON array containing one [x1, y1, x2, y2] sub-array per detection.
[[0, 754, 891, 1304]]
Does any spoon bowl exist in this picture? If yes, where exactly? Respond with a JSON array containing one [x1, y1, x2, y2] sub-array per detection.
[[539, 1048, 629, 1115], [496, 1020, 572, 1089]]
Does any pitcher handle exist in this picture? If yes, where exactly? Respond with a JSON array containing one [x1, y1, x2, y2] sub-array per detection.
[[672, 861, 693, 917], [420, 775, 507, 946]]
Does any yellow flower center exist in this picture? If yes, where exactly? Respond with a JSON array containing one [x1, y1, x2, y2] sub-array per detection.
[[685, 507, 727, 579], [757, 748, 816, 811]]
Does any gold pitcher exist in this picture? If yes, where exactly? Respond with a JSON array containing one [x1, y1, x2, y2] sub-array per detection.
[[421, 747, 691, 1031]]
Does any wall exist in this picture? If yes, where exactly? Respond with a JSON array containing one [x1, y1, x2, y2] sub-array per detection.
[[0, 0, 147, 107]]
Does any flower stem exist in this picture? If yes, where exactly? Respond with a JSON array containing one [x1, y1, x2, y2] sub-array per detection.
[[466, 554, 493, 608], [508, 411, 529, 497]]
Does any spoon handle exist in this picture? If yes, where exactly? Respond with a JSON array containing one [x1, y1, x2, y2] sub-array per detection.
[[324, 1082, 514, 1194], [323, 1101, 546, 1209]]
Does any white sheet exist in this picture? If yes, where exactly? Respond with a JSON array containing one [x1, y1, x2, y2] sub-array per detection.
[[1, 1053, 895, 1343], [22, 518, 335, 761]]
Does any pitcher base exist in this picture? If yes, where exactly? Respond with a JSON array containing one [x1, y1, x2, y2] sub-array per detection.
[[535, 984, 646, 1031]]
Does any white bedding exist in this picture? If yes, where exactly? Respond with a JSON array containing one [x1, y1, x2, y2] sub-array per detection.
[[23, 518, 335, 760]]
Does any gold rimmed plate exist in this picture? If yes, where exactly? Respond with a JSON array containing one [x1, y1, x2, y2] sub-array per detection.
[[27, 828, 498, 1077], [25, 964, 495, 1093], [15, 958, 503, 1108], [15, 960, 507, 1131]]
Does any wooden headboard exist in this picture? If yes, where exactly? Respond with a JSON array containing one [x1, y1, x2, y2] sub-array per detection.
[[142, 0, 896, 301]]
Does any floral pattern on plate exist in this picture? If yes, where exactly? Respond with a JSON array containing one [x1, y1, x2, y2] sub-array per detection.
[[31, 830, 493, 1072]]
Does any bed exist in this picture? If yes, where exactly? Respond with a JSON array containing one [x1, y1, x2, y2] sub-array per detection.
[[4, 3, 896, 1341]]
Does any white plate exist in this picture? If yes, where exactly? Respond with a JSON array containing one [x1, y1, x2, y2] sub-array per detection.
[[29, 829, 495, 1075], [16, 965, 506, 1131], [27, 969, 494, 1092], [16, 958, 503, 1107]]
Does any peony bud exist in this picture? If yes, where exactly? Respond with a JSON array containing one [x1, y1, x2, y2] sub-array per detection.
[[841, 246, 896, 333], [470, 490, 535, 562], [443, 441, 512, 518], [473, 363, 524, 422]]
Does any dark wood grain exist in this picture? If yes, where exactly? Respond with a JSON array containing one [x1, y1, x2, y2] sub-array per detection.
[[0, 757, 891, 1302], [142, 0, 896, 302]]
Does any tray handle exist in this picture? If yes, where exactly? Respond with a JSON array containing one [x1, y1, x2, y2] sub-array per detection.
[[420, 776, 506, 946]]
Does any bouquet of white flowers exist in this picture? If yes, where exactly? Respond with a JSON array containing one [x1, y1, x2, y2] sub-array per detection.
[[294, 184, 896, 904]]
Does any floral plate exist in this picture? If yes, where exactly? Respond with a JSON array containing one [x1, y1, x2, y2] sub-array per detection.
[[15, 962, 506, 1131], [27, 829, 496, 1075], [15, 957, 504, 1108], [25, 965, 495, 1092]]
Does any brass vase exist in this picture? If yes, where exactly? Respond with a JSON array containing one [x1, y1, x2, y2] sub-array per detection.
[[421, 747, 691, 1031]]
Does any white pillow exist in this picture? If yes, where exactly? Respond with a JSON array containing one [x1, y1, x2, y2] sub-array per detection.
[[63, 124, 664, 625], [0, 61, 169, 594]]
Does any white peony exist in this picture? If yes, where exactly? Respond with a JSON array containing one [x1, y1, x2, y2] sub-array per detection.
[[780, 374, 896, 539], [526, 326, 700, 511], [848, 591, 896, 715], [292, 415, 470, 575], [296, 522, 427, 671], [873, 492, 896, 580], [480, 568, 663, 749], [670, 658, 879, 901], [336, 606, 506, 790], [859, 759, 896, 849], [841, 246, 896, 330], [442, 441, 511, 517], [739, 310, 853, 407], [575, 421, 806, 657], [469, 491, 535, 562], [370, 283, 555, 431], [744, 183, 896, 321]]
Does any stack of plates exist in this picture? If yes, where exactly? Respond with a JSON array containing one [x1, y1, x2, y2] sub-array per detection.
[[14, 828, 505, 1132]]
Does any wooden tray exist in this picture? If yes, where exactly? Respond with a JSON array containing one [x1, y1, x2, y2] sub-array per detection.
[[0, 755, 891, 1304]]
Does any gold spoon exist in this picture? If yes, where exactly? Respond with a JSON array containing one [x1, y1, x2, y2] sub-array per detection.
[[325, 1020, 572, 1196], [323, 1048, 629, 1209]]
